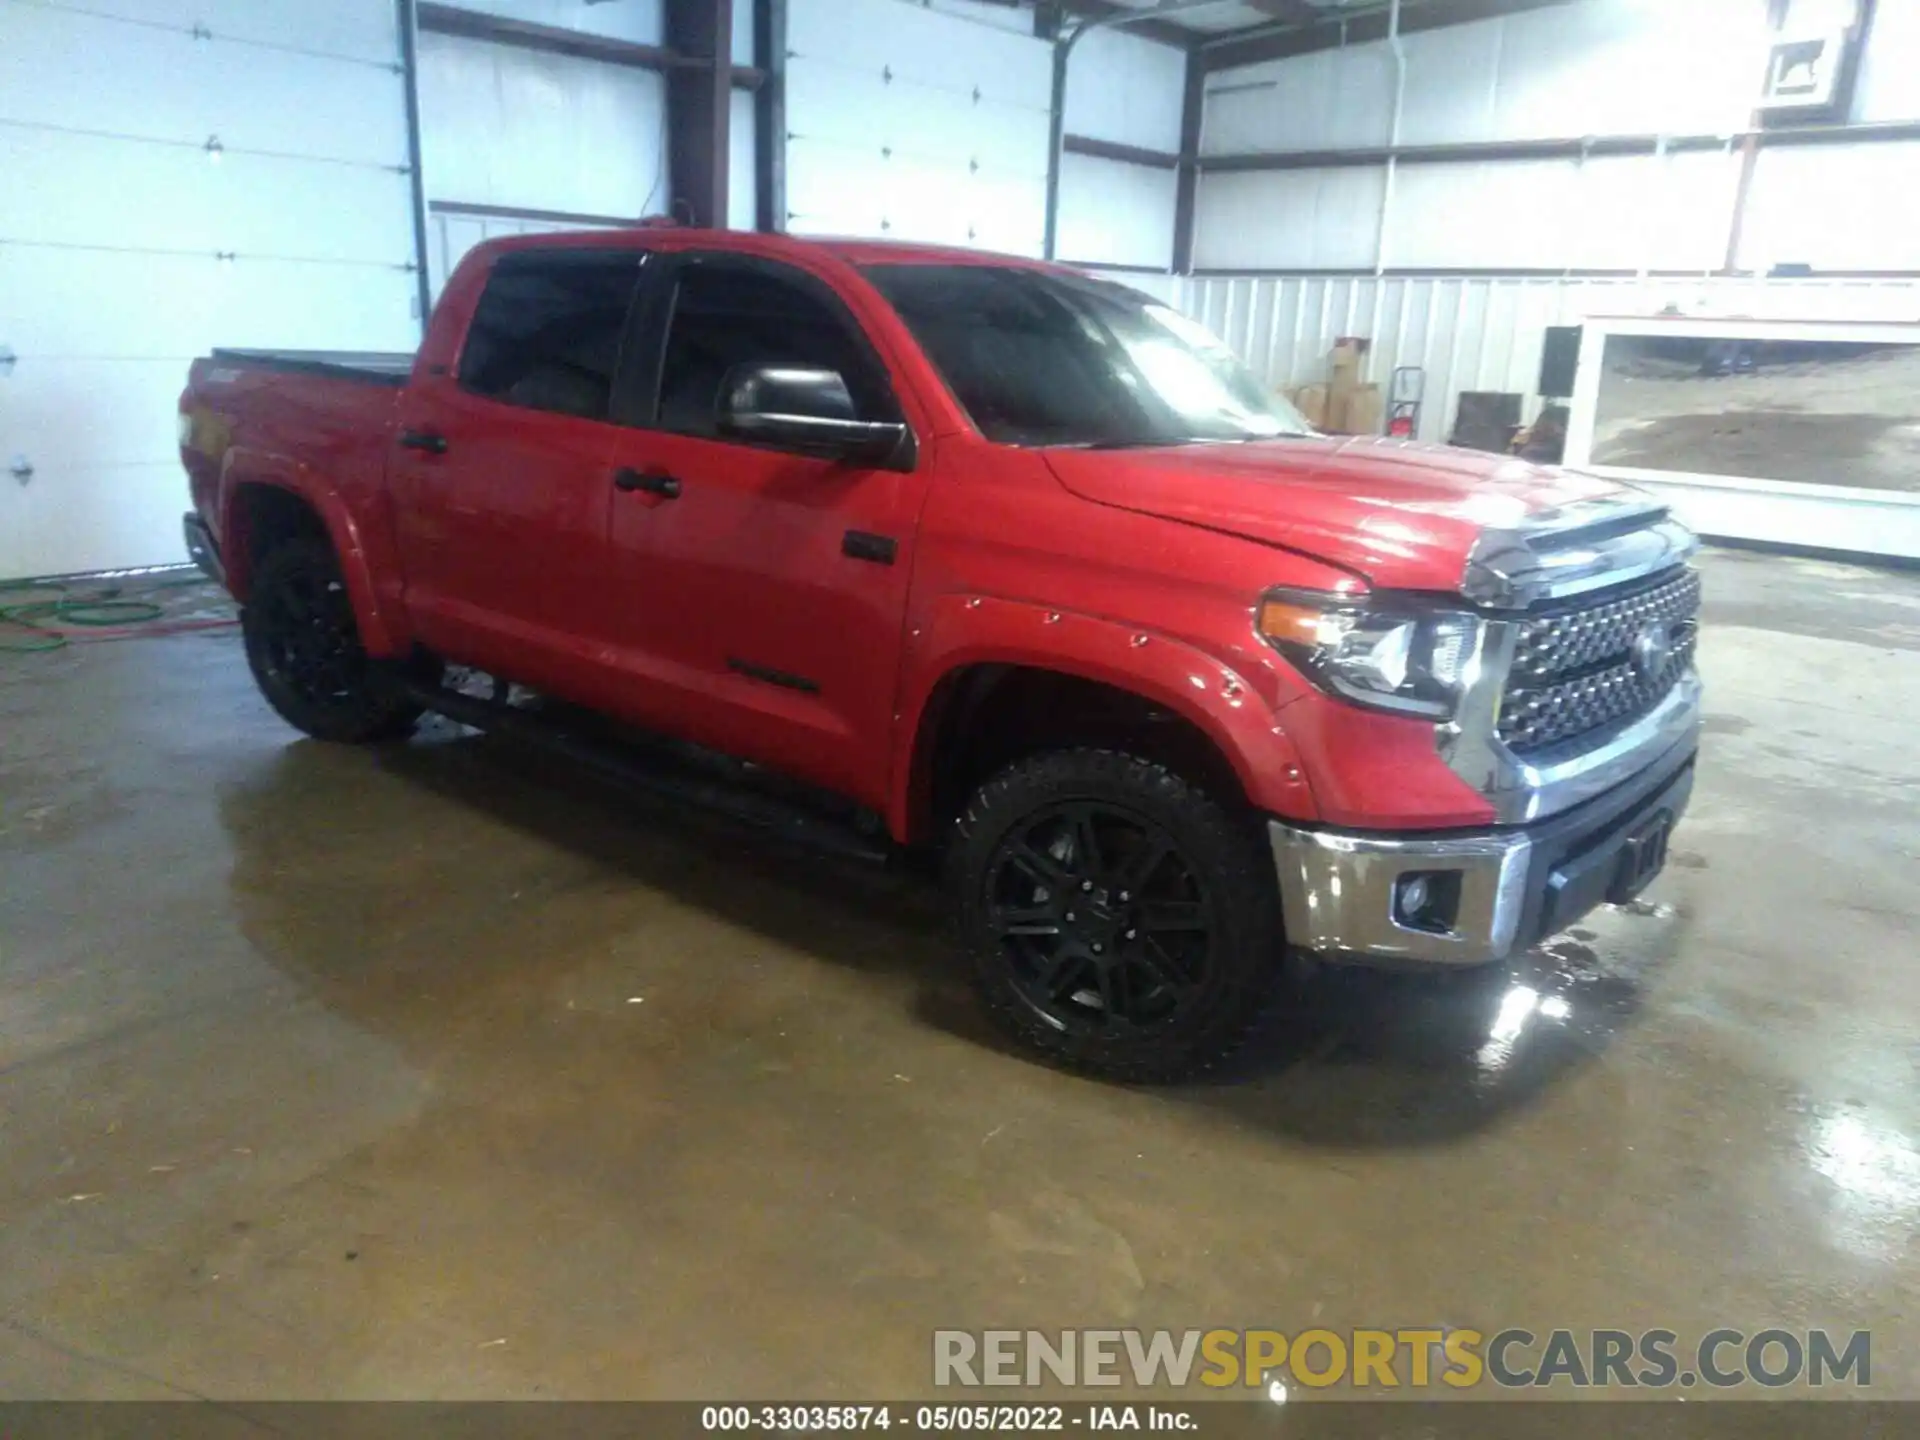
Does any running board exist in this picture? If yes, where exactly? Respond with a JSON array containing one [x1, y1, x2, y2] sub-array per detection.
[[396, 676, 893, 866]]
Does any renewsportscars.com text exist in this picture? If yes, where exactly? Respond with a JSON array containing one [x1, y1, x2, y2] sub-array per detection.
[[933, 1327, 1871, 1391]]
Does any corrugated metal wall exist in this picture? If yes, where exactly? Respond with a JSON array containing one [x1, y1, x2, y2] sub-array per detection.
[[1166, 273, 1920, 443], [1195, 0, 1920, 277]]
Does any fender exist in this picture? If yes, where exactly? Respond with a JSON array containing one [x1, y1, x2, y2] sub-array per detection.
[[218, 449, 409, 658], [889, 592, 1320, 842]]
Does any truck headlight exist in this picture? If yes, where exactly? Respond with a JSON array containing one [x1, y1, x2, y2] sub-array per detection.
[[1256, 589, 1481, 719]]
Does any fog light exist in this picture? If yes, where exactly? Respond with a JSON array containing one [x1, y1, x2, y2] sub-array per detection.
[[1394, 871, 1462, 933]]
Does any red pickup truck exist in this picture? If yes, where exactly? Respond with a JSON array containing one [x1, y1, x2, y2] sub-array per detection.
[[179, 229, 1701, 1081]]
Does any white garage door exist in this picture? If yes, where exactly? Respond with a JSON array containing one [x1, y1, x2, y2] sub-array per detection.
[[416, 15, 758, 300], [0, 0, 420, 579], [785, 0, 1051, 256]]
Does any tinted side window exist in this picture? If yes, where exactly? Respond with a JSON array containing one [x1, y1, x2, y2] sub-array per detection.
[[656, 263, 891, 439], [458, 255, 641, 421]]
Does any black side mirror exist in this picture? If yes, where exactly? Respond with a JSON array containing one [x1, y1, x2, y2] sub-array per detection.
[[716, 364, 913, 468]]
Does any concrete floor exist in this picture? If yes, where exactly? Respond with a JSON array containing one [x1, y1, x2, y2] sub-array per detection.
[[1, 548, 1916, 1401]]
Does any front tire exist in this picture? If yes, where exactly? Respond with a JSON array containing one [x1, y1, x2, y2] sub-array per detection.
[[241, 537, 421, 743], [949, 749, 1284, 1083]]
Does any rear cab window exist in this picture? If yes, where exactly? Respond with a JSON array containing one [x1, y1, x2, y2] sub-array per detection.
[[458, 252, 645, 421]]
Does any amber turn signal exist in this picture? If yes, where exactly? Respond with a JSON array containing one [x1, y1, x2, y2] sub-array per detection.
[[1256, 597, 1335, 649]]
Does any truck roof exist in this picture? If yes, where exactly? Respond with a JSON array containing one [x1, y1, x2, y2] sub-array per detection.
[[472, 226, 1063, 272]]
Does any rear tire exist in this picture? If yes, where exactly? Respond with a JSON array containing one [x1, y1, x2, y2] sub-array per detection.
[[949, 748, 1285, 1084], [241, 537, 421, 743]]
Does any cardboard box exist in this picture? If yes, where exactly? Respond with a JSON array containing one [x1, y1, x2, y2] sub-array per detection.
[[1288, 383, 1331, 430], [1329, 337, 1371, 387], [1333, 383, 1383, 436]]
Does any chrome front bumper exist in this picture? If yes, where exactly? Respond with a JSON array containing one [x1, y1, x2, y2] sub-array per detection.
[[1269, 822, 1534, 966], [1270, 703, 1700, 967]]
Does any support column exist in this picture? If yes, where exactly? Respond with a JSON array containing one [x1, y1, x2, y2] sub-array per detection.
[[1171, 47, 1204, 274], [754, 0, 786, 231], [396, 0, 435, 328], [665, 0, 734, 227]]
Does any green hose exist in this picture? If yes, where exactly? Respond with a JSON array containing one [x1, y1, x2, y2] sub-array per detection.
[[0, 578, 204, 653]]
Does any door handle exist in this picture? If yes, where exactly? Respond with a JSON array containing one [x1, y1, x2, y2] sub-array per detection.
[[614, 468, 681, 499], [399, 429, 449, 454]]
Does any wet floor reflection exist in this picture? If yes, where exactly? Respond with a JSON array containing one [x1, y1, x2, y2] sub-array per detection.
[[216, 725, 1688, 1156], [1164, 898, 1688, 1147], [1807, 1109, 1920, 1265]]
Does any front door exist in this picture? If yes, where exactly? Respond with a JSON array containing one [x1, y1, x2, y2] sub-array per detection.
[[602, 253, 929, 809], [390, 249, 646, 695]]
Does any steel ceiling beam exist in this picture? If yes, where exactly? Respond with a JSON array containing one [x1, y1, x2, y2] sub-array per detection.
[[1240, 0, 1326, 23], [1052, 1, 1202, 49], [416, 3, 765, 88], [1199, 0, 1582, 72]]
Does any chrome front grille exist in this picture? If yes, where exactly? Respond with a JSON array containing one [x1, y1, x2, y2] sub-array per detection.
[[1499, 568, 1701, 755]]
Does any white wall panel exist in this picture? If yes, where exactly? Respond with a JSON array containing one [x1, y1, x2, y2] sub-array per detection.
[[0, 3, 407, 168], [1056, 155, 1175, 271], [1193, 168, 1385, 272], [729, 88, 757, 231], [1855, 0, 1920, 122], [419, 0, 760, 64], [733, 0, 756, 67], [442, 0, 664, 45], [16, 0, 399, 64], [784, 0, 1050, 254], [1738, 143, 1920, 274], [1386, 150, 1737, 272], [784, 59, 1048, 173], [1193, 0, 1920, 281], [789, 0, 1050, 108], [1065, 29, 1185, 154], [924, 0, 1033, 34], [3, 129, 414, 265], [1486, 0, 1766, 142], [0, 248, 418, 361], [1393, 20, 1499, 146], [1205, 0, 1769, 158], [419, 32, 670, 219], [0, 0, 416, 576], [1203, 48, 1394, 155]]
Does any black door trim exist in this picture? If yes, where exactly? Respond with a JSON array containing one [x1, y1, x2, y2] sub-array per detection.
[[842, 530, 897, 565], [727, 657, 822, 694]]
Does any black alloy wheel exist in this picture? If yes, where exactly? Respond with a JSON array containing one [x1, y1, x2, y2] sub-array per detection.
[[241, 538, 422, 743], [254, 558, 365, 707], [950, 748, 1285, 1083], [986, 801, 1214, 1033]]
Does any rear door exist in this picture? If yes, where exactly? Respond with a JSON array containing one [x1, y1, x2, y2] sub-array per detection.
[[600, 252, 929, 808], [390, 249, 646, 691]]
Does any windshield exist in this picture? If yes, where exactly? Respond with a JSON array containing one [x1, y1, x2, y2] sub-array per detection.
[[862, 264, 1313, 449]]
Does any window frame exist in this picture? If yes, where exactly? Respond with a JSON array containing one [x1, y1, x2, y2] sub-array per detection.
[[453, 247, 650, 424], [620, 250, 914, 458]]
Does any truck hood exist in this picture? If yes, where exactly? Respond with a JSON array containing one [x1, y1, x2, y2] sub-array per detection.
[[1043, 437, 1639, 594]]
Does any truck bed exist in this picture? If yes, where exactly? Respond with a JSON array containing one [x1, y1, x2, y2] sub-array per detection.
[[208, 348, 414, 387]]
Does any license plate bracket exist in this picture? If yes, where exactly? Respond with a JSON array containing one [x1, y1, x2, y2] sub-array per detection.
[[1610, 810, 1673, 903]]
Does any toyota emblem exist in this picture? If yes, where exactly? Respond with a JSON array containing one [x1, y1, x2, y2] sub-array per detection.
[[1631, 621, 1674, 681]]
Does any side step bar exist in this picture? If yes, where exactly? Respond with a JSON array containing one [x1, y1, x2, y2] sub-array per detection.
[[395, 675, 893, 867]]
